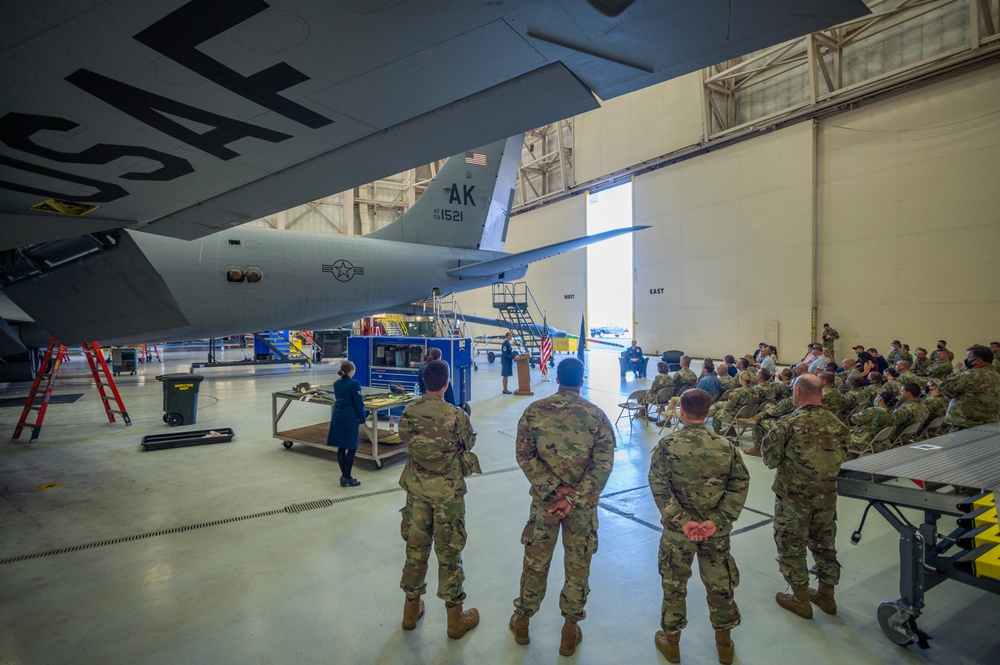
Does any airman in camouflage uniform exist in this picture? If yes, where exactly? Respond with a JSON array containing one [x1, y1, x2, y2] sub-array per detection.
[[841, 374, 869, 416], [672, 356, 699, 396], [927, 349, 954, 380], [936, 341, 955, 362], [886, 340, 913, 366], [820, 373, 849, 417], [762, 375, 849, 620], [744, 396, 797, 456], [863, 373, 884, 401], [397, 360, 479, 638], [896, 360, 922, 392], [849, 394, 897, 456], [939, 346, 1000, 429], [709, 372, 758, 434], [649, 389, 749, 665], [912, 347, 932, 376], [644, 362, 673, 413], [990, 343, 1000, 371], [717, 365, 737, 394], [891, 383, 930, 444], [921, 385, 949, 426], [510, 358, 615, 657], [882, 369, 902, 397], [820, 323, 839, 356], [839, 359, 861, 390]]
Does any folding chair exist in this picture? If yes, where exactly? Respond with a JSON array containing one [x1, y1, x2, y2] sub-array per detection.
[[915, 415, 946, 441], [616, 390, 648, 429], [646, 388, 674, 419], [856, 426, 895, 457], [657, 396, 682, 434], [891, 421, 923, 448], [720, 404, 755, 444]]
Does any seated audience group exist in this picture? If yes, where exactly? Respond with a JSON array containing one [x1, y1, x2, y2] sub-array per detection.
[[637, 337, 1000, 458]]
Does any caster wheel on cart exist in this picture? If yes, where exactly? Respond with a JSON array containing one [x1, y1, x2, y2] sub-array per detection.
[[487, 351, 495, 364], [473, 363, 478, 371], [162, 414, 168, 423], [165, 413, 184, 427], [877, 602, 917, 646], [373, 459, 384, 470], [282, 440, 293, 449]]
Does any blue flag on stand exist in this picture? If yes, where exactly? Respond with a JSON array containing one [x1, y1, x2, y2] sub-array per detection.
[[577, 314, 587, 364]]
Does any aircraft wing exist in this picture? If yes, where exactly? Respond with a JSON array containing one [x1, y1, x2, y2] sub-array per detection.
[[447, 226, 648, 278], [0, 1, 870, 250]]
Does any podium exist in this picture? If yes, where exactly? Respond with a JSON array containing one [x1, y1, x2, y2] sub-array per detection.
[[514, 353, 533, 396]]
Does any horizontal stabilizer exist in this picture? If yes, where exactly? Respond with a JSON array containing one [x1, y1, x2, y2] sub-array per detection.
[[459, 314, 567, 339], [446, 226, 648, 278]]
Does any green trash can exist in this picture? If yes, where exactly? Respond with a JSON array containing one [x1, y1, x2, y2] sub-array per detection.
[[156, 374, 204, 427]]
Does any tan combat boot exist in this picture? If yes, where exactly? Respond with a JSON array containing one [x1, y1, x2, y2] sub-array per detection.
[[742, 442, 761, 457], [559, 620, 582, 656], [654, 631, 680, 663], [509, 612, 530, 645], [401, 597, 425, 630], [775, 587, 813, 619], [446, 603, 479, 639], [808, 581, 837, 615], [715, 629, 734, 665]]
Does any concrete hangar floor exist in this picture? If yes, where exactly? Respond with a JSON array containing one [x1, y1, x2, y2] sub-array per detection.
[[0, 346, 995, 665]]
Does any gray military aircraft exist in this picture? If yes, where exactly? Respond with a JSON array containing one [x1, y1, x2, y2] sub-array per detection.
[[0, 135, 639, 351], [0, 0, 871, 376]]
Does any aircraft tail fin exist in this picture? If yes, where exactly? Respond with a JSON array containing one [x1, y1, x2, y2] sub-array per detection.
[[364, 135, 522, 250]]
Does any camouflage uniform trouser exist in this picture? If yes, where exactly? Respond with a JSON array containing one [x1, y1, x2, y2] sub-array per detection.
[[708, 403, 731, 434], [945, 398, 999, 430], [752, 417, 779, 446], [658, 528, 741, 633], [513, 499, 598, 622], [773, 493, 840, 590], [399, 493, 467, 605]]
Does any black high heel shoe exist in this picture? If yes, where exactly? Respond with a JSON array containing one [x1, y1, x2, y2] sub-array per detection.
[[345, 477, 361, 487], [339, 476, 350, 487]]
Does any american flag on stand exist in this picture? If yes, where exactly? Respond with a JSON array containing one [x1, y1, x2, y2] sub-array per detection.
[[465, 151, 486, 166], [540, 317, 552, 378]]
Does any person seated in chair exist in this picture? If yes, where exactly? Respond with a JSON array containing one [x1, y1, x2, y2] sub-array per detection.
[[848, 391, 897, 456], [643, 362, 673, 415], [623, 340, 647, 379], [709, 371, 758, 434]]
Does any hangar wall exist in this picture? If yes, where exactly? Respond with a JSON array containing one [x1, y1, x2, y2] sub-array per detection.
[[458, 63, 1000, 361]]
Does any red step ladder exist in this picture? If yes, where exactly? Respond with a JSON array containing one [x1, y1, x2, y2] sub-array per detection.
[[142, 343, 162, 363], [12, 339, 67, 442], [82, 342, 132, 427], [12, 339, 132, 443]]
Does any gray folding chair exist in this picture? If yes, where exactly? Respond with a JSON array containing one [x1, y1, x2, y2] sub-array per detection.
[[891, 421, 923, 448], [856, 425, 895, 457], [616, 389, 648, 429], [915, 415, 946, 441]]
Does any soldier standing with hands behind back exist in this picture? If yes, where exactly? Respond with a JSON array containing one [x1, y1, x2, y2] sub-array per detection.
[[510, 357, 616, 657], [396, 360, 480, 639], [649, 388, 749, 664]]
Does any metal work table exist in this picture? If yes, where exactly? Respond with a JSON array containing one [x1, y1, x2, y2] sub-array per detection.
[[271, 387, 416, 469], [838, 424, 1000, 649]]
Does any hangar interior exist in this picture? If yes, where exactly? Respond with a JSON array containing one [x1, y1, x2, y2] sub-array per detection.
[[2, 1, 999, 664]]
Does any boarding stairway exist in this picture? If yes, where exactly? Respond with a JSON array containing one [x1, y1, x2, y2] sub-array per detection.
[[13, 339, 131, 443], [492, 281, 545, 367], [381, 315, 409, 337]]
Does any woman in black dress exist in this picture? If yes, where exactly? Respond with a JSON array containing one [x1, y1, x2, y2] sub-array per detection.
[[328, 360, 367, 487]]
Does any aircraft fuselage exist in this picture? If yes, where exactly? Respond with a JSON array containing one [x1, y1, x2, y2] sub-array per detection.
[[124, 227, 522, 343]]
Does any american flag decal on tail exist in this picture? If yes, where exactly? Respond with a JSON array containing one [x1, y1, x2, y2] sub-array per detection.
[[465, 152, 486, 166]]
